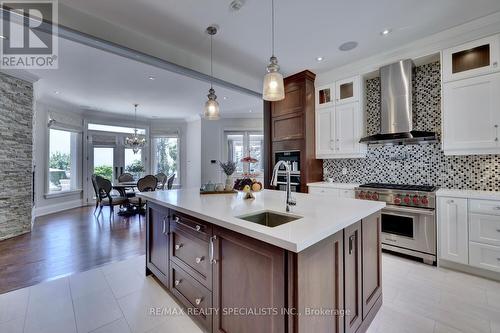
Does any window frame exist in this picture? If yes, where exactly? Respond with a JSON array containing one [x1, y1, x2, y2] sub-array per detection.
[[150, 134, 181, 186], [224, 130, 264, 177], [45, 126, 83, 197]]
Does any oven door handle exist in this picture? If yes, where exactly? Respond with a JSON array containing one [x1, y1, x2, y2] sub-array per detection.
[[383, 206, 435, 216]]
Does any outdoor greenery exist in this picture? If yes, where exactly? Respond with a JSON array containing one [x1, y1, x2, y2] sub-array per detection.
[[125, 160, 145, 173], [49, 152, 70, 171], [94, 165, 113, 180], [155, 138, 178, 176]]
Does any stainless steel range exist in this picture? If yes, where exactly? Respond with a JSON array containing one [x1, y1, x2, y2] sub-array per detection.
[[354, 183, 437, 265]]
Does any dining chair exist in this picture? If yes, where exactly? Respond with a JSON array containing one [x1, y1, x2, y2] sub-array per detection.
[[167, 173, 176, 190], [155, 173, 168, 190], [118, 173, 134, 182], [95, 175, 129, 219], [129, 175, 158, 213], [91, 174, 100, 214]]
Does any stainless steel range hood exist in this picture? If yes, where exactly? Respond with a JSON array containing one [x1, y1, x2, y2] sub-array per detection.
[[360, 59, 437, 145]]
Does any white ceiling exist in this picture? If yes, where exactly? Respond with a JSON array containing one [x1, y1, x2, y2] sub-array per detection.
[[25, 37, 262, 119], [59, 0, 500, 79]]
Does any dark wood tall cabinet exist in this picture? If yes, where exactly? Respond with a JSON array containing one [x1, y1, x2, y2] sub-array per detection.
[[146, 202, 169, 286], [264, 70, 323, 192]]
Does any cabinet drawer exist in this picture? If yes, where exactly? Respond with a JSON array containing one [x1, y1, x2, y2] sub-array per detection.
[[469, 199, 500, 216], [308, 187, 339, 196], [339, 189, 355, 198], [170, 262, 212, 331], [171, 210, 212, 241], [170, 227, 212, 289], [469, 214, 500, 246], [469, 242, 500, 273]]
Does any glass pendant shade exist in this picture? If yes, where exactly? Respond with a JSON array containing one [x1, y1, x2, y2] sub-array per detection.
[[204, 87, 220, 120], [125, 104, 146, 154], [263, 59, 285, 101]]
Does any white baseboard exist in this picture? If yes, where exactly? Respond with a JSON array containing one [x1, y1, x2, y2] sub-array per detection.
[[438, 258, 500, 282], [34, 199, 84, 217]]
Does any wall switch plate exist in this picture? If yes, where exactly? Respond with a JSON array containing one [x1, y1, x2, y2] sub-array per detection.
[[342, 168, 348, 175]]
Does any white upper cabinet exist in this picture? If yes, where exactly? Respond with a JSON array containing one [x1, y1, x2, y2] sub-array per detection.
[[437, 197, 469, 265], [442, 72, 500, 155], [442, 35, 500, 82], [316, 84, 335, 108], [335, 76, 360, 105], [315, 75, 365, 159], [316, 107, 335, 156]]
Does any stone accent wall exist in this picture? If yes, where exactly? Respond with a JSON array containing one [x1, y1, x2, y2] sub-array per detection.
[[0, 72, 33, 240], [323, 61, 500, 191]]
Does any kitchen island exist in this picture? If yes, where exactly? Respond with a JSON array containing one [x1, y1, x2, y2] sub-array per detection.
[[138, 189, 385, 333]]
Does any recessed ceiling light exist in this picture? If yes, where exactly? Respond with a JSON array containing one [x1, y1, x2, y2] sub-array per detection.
[[229, 0, 245, 11], [249, 109, 253, 113], [54, 90, 60, 94], [339, 41, 358, 52], [148, 76, 155, 80], [223, 96, 228, 100], [380, 29, 392, 36], [316, 57, 323, 62]]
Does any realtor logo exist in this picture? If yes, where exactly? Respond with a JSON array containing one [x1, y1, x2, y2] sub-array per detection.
[[0, 0, 58, 69]]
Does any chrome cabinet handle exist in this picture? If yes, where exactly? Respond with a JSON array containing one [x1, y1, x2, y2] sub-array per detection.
[[175, 244, 183, 250], [209, 235, 217, 264], [195, 298, 202, 305], [496, 229, 500, 232], [348, 235, 356, 254], [447, 200, 454, 204], [493, 61, 498, 67], [195, 257, 204, 264], [174, 215, 203, 233], [162, 217, 167, 234], [174, 279, 181, 286], [493, 206, 500, 210]]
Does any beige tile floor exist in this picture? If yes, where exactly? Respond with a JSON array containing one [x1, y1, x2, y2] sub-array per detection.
[[0, 254, 499, 333]]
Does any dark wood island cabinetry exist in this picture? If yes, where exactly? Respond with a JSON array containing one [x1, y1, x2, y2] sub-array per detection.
[[146, 202, 382, 333]]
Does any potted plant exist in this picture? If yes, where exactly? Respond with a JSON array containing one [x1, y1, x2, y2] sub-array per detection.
[[218, 161, 237, 191]]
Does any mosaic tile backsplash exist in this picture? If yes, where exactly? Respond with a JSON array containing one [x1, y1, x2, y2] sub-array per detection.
[[323, 61, 500, 191]]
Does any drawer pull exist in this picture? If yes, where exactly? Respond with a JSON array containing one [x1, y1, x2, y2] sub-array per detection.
[[494, 207, 500, 210], [195, 257, 204, 264], [174, 215, 203, 233], [195, 298, 202, 305], [175, 244, 183, 250], [447, 200, 454, 204], [174, 279, 181, 286], [210, 235, 217, 264], [497, 229, 500, 233]]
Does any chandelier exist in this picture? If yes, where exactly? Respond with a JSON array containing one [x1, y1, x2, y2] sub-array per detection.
[[125, 103, 146, 154]]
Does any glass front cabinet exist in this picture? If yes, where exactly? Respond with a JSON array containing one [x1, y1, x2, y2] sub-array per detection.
[[443, 35, 500, 82]]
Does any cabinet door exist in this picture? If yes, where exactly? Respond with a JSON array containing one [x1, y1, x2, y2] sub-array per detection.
[[437, 197, 468, 264], [316, 107, 335, 156], [469, 242, 500, 272], [335, 102, 359, 154], [308, 186, 339, 196], [212, 227, 285, 333], [335, 76, 359, 105], [272, 113, 304, 142], [443, 35, 500, 82], [362, 213, 382, 319], [442, 72, 500, 155], [317, 84, 335, 108], [146, 203, 169, 286], [344, 221, 362, 333]]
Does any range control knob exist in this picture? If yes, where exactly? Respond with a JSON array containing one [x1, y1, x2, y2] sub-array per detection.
[[365, 192, 371, 200], [413, 196, 420, 205], [394, 196, 402, 205], [421, 196, 429, 205], [359, 191, 365, 199], [371, 193, 379, 201], [403, 196, 411, 204]]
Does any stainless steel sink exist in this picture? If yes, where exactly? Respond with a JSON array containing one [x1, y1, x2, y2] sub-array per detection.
[[236, 210, 302, 228]]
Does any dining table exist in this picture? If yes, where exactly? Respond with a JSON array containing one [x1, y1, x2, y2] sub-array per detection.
[[112, 181, 139, 216]]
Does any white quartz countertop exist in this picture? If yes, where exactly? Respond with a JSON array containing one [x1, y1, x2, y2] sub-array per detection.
[[436, 188, 500, 200], [138, 189, 385, 253], [307, 182, 360, 189]]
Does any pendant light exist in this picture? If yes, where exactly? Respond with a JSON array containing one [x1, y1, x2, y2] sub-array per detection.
[[204, 25, 220, 120], [263, 0, 284, 101], [125, 103, 146, 154]]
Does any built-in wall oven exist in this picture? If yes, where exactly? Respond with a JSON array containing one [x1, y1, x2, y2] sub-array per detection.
[[274, 151, 301, 192], [355, 183, 437, 265]]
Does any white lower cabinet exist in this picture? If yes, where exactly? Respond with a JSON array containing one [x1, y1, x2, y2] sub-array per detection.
[[438, 197, 469, 264], [307, 183, 357, 199], [469, 242, 500, 273], [308, 187, 339, 196], [438, 194, 500, 274]]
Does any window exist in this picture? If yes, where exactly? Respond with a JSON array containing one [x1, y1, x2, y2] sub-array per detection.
[[125, 148, 145, 179], [48, 128, 81, 194], [88, 123, 146, 135], [152, 137, 179, 184], [225, 131, 264, 176]]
